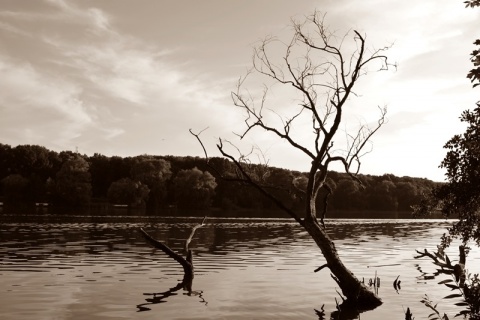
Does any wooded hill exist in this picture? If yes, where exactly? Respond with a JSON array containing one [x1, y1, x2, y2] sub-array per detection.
[[0, 143, 438, 216]]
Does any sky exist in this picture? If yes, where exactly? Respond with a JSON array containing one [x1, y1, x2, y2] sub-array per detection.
[[0, 0, 478, 182]]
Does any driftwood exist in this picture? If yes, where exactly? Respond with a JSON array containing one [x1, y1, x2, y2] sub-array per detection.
[[139, 217, 207, 291]]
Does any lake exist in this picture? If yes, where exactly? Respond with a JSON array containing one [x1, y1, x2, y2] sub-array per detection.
[[1, 216, 478, 320]]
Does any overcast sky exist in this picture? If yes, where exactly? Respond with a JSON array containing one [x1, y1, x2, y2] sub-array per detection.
[[0, 0, 478, 182]]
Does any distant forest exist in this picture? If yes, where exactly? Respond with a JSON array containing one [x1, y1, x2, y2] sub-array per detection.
[[0, 143, 438, 217]]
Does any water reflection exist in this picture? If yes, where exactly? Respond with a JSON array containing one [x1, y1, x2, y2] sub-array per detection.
[[137, 277, 207, 312], [1, 216, 474, 320]]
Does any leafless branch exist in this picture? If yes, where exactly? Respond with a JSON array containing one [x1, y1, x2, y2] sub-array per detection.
[[189, 127, 209, 160], [216, 139, 304, 226], [139, 228, 187, 268], [192, 11, 393, 229], [139, 217, 207, 275], [185, 216, 207, 253]]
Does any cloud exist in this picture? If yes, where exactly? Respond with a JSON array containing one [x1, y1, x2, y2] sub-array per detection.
[[0, 0, 241, 158], [34, 0, 227, 110], [45, 0, 112, 31], [0, 56, 93, 146], [0, 21, 31, 37], [1, 0, 477, 181]]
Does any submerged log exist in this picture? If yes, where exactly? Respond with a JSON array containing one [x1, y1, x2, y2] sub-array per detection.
[[139, 216, 207, 288]]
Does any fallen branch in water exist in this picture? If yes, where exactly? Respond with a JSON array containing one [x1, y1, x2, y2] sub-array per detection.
[[139, 216, 207, 286]]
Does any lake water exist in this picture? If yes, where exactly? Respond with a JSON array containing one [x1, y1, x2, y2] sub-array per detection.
[[1, 216, 479, 320]]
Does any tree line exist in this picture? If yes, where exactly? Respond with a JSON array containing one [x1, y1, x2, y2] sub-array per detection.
[[0, 143, 437, 216]]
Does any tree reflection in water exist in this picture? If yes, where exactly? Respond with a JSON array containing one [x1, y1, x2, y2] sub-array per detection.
[[136, 275, 207, 312]]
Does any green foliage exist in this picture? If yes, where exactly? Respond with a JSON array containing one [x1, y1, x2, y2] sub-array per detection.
[[130, 156, 172, 187], [11, 145, 52, 178], [107, 178, 149, 207], [173, 167, 217, 209], [419, 294, 449, 320], [331, 179, 364, 210], [416, 246, 480, 319], [464, 274, 480, 319], [372, 180, 399, 210], [53, 155, 92, 207], [1, 174, 30, 204], [464, 1, 480, 88], [419, 270, 480, 319], [416, 103, 480, 245], [0, 143, 12, 180], [0, 144, 61, 202], [0, 144, 437, 215], [414, 3, 480, 318], [130, 156, 172, 213], [465, 0, 480, 7], [468, 39, 480, 88], [415, 1, 480, 245], [440, 105, 480, 244], [89, 153, 113, 198]]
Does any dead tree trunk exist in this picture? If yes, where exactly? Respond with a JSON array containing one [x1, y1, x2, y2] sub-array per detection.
[[304, 217, 380, 307], [139, 216, 206, 292]]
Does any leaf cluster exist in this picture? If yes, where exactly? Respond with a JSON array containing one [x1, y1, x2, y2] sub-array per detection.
[[414, 103, 480, 246], [439, 104, 480, 245], [464, 0, 480, 7], [416, 246, 480, 319], [464, 0, 480, 88]]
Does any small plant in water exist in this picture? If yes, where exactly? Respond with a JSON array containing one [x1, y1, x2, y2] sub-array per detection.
[[404, 306, 414, 320], [419, 294, 449, 320]]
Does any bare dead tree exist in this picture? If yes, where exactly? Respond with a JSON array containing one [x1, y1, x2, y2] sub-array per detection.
[[192, 11, 394, 309]]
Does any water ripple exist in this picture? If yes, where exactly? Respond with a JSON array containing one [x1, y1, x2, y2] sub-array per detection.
[[0, 218, 476, 320]]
